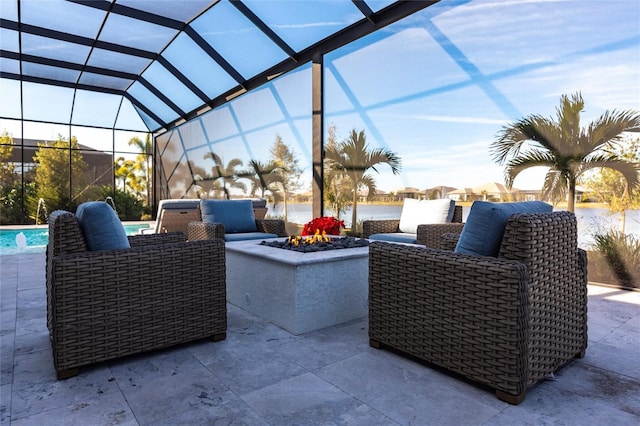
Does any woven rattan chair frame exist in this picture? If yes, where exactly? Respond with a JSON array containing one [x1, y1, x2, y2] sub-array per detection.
[[368, 211, 587, 404], [47, 210, 227, 379], [363, 205, 463, 247]]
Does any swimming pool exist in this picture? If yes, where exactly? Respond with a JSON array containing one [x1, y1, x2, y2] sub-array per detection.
[[0, 224, 151, 255]]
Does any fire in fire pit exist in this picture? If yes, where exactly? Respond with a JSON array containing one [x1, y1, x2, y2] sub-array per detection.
[[260, 230, 369, 252]]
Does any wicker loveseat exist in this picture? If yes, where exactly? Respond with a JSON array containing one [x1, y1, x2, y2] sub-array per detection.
[[47, 209, 227, 379], [363, 205, 464, 247], [142, 198, 271, 236], [188, 199, 287, 242], [368, 211, 588, 404]]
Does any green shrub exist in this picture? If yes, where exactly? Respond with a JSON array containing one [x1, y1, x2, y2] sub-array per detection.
[[591, 230, 640, 283], [99, 187, 143, 221]]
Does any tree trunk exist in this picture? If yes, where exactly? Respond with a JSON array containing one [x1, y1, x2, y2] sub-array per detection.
[[567, 179, 576, 213], [283, 190, 288, 222], [351, 190, 358, 233], [146, 157, 151, 206]]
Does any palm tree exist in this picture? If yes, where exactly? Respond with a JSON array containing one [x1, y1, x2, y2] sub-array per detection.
[[270, 135, 302, 222], [202, 151, 246, 199], [114, 156, 137, 193], [324, 129, 401, 231], [244, 159, 282, 199], [128, 135, 153, 206], [491, 92, 640, 212]]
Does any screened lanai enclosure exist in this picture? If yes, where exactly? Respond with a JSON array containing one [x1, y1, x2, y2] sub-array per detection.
[[1, 0, 639, 226]]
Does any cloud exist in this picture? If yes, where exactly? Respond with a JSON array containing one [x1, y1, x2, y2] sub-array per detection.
[[406, 114, 506, 125]]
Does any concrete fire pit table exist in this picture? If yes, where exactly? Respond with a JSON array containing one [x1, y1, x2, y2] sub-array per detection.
[[225, 238, 369, 335]]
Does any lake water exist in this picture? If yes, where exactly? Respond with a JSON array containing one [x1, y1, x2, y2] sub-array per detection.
[[268, 203, 640, 249]]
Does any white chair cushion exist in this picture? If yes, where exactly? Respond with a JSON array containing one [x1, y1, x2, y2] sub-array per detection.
[[399, 199, 455, 234]]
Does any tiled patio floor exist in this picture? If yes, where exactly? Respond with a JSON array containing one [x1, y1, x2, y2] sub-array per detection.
[[1, 253, 639, 425]]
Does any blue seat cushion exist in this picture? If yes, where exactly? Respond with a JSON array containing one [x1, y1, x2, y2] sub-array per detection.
[[454, 201, 552, 257], [76, 201, 130, 251], [200, 199, 258, 233], [225, 232, 278, 242], [368, 233, 417, 244]]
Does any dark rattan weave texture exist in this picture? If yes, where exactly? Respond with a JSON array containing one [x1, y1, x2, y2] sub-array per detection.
[[363, 205, 463, 247], [368, 211, 587, 404], [47, 210, 227, 378]]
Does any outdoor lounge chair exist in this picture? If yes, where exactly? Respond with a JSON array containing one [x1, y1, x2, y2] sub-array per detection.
[[46, 203, 227, 379], [363, 201, 463, 247], [188, 199, 286, 242], [144, 198, 201, 235], [368, 208, 588, 404]]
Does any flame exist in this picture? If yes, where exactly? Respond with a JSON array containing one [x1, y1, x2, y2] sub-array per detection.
[[287, 229, 331, 247]]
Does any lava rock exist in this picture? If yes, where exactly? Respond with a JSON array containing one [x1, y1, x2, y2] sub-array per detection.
[[259, 237, 369, 252]]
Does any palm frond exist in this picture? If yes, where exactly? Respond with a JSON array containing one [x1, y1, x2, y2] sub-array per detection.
[[491, 115, 556, 164], [578, 154, 640, 194], [503, 149, 555, 188], [541, 169, 568, 203], [586, 109, 640, 151], [359, 174, 377, 201], [203, 151, 222, 166], [555, 92, 584, 149]]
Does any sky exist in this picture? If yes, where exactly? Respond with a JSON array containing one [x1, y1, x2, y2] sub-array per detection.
[[319, 0, 640, 191]]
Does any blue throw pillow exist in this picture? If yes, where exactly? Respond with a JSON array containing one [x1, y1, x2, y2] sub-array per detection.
[[76, 201, 130, 251], [200, 199, 257, 233], [454, 201, 552, 257]]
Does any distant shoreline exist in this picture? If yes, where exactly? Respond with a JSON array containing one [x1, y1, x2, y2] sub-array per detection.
[[285, 200, 625, 210]]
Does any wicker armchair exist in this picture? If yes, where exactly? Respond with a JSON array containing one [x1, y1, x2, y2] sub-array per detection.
[[368, 211, 588, 404], [46, 210, 227, 379], [363, 205, 464, 247]]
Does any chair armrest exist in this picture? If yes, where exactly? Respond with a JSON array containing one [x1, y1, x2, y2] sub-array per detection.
[[256, 219, 287, 237], [368, 241, 529, 396], [188, 221, 225, 241], [362, 219, 400, 238], [416, 223, 465, 248], [128, 231, 186, 247], [440, 233, 460, 251]]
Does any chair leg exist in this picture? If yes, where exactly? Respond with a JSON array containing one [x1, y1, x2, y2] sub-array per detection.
[[369, 339, 382, 349], [211, 332, 226, 342], [495, 389, 525, 405], [56, 368, 80, 380]]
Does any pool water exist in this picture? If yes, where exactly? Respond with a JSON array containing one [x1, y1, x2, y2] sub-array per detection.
[[0, 224, 150, 255]]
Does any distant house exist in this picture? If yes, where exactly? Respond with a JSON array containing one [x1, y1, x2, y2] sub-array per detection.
[[293, 191, 312, 203], [449, 182, 545, 202], [472, 182, 513, 201], [513, 188, 542, 201], [395, 187, 422, 200], [448, 187, 474, 201], [7, 138, 114, 186], [424, 185, 457, 199], [370, 189, 393, 202]]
